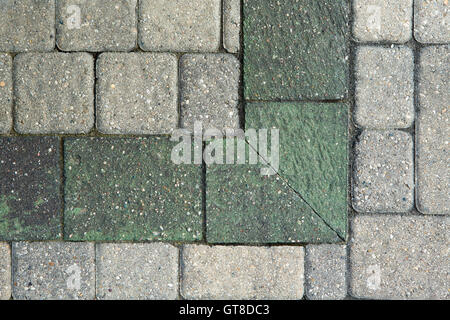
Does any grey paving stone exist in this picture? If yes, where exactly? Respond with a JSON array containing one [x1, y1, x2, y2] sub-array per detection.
[[14, 53, 94, 134], [96, 53, 178, 134], [349, 215, 449, 299], [56, 0, 137, 52], [139, 0, 221, 52], [414, 0, 450, 44], [181, 245, 304, 300], [417, 45, 449, 215], [0, 0, 55, 52], [353, 130, 414, 213], [180, 54, 240, 132], [355, 46, 414, 129], [224, 0, 241, 53], [0, 243, 11, 300], [96, 243, 178, 300], [12, 242, 95, 300], [305, 244, 347, 300], [353, 0, 413, 43], [0, 53, 12, 133]]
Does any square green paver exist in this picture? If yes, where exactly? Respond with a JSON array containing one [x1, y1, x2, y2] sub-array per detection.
[[64, 137, 202, 241], [243, 0, 349, 100]]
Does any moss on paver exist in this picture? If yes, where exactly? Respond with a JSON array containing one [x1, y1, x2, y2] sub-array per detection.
[[64, 137, 202, 241], [243, 0, 349, 100]]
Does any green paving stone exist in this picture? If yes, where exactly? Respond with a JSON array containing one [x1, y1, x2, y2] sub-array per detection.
[[64, 137, 202, 241], [245, 103, 348, 238], [206, 138, 342, 243], [243, 0, 349, 100], [0, 137, 61, 240]]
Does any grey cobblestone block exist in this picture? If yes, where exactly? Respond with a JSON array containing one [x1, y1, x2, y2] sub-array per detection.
[[0, 0, 55, 52], [414, 0, 450, 44], [349, 215, 449, 299], [139, 0, 221, 52], [96, 243, 178, 300], [353, 0, 413, 43], [353, 130, 414, 213], [0, 54, 12, 133], [96, 53, 178, 134], [181, 245, 304, 300], [56, 0, 137, 52], [14, 53, 94, 134], [12, 242, 95, 300], [305, 244, 347, 300], [180, 54, 240, 132], [224, 0, 241, 53], [417, 45, 449, 215], [0, 243, 11, 300], [355, 46, 414, 129]]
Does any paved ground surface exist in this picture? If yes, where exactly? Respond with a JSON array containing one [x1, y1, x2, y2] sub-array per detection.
[[0, 0, 448, 300]]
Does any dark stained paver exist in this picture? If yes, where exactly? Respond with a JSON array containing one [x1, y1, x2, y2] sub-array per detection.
[[243, 0, 349, 100], [64, 137, 202, 241], [0, 137, 61, 240]]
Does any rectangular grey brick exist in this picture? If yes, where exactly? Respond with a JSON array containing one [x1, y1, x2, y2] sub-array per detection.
[[181, 245, 304, 300], [0, 243, 11, 300], [96, 243, 178, 300], [12, 242, 95, 300], [414, 0, 450, 44], [14, 53, 94, 134], [349, 215, 449, 299], [0, 53, 12, 133], [417, 45, 449, 215], [224, 0, 241, 53]]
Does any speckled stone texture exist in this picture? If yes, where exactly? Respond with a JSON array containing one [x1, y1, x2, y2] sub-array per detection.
[[353, 131, 414, 213], [224, 0, 241, 53], [96, 243, 178, 300], [139, 0, 221, 52], [96, 53, 178, 134], [14, 53, 94, 134], [305, 244, 347, 300], [12, 242, 95, 300], [64, 137, 202, 241], [181, 245, 304, 300], [0, 243, 11, 300], [417, 45, 449, 215], [180, 54, 240, 132], [352, 0, 413, 43], [0, 53, 12, 133], [0, 0, 55, 52], [243, 0, 349, 100], [414, 0, 450, 44], [355, 46, 414, 129], [56, 0, 137, 52], [349, 215, 449, 300], [0, 137, 61, 240]]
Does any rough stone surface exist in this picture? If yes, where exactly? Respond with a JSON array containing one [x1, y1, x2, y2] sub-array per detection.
[[64, 137, 202, 241], [243, 0, 349, 100], [181, 245, 304, 300], [0, 243, 11, 300], [417, 45, 449, 215], [355, 46, 414, 129], [180, 54, 240, 132], [414, 0, 450, 44], [13, 242, 95, 300], [14, 53, 94, 134], [0, 0, 55, 52], [352, 0, 413, 43], [224, 0, 241, 53], [96, 243, 178, 300], [139, 0, 221, 52], [96, 53, 178, 134], [56, 0, 137, 52], [0, 53, 12, 133], [305, 244, 347, 300], [353, 131, 414, 213], [0, 137, 61, 240], [349, 215, 449, 300]]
